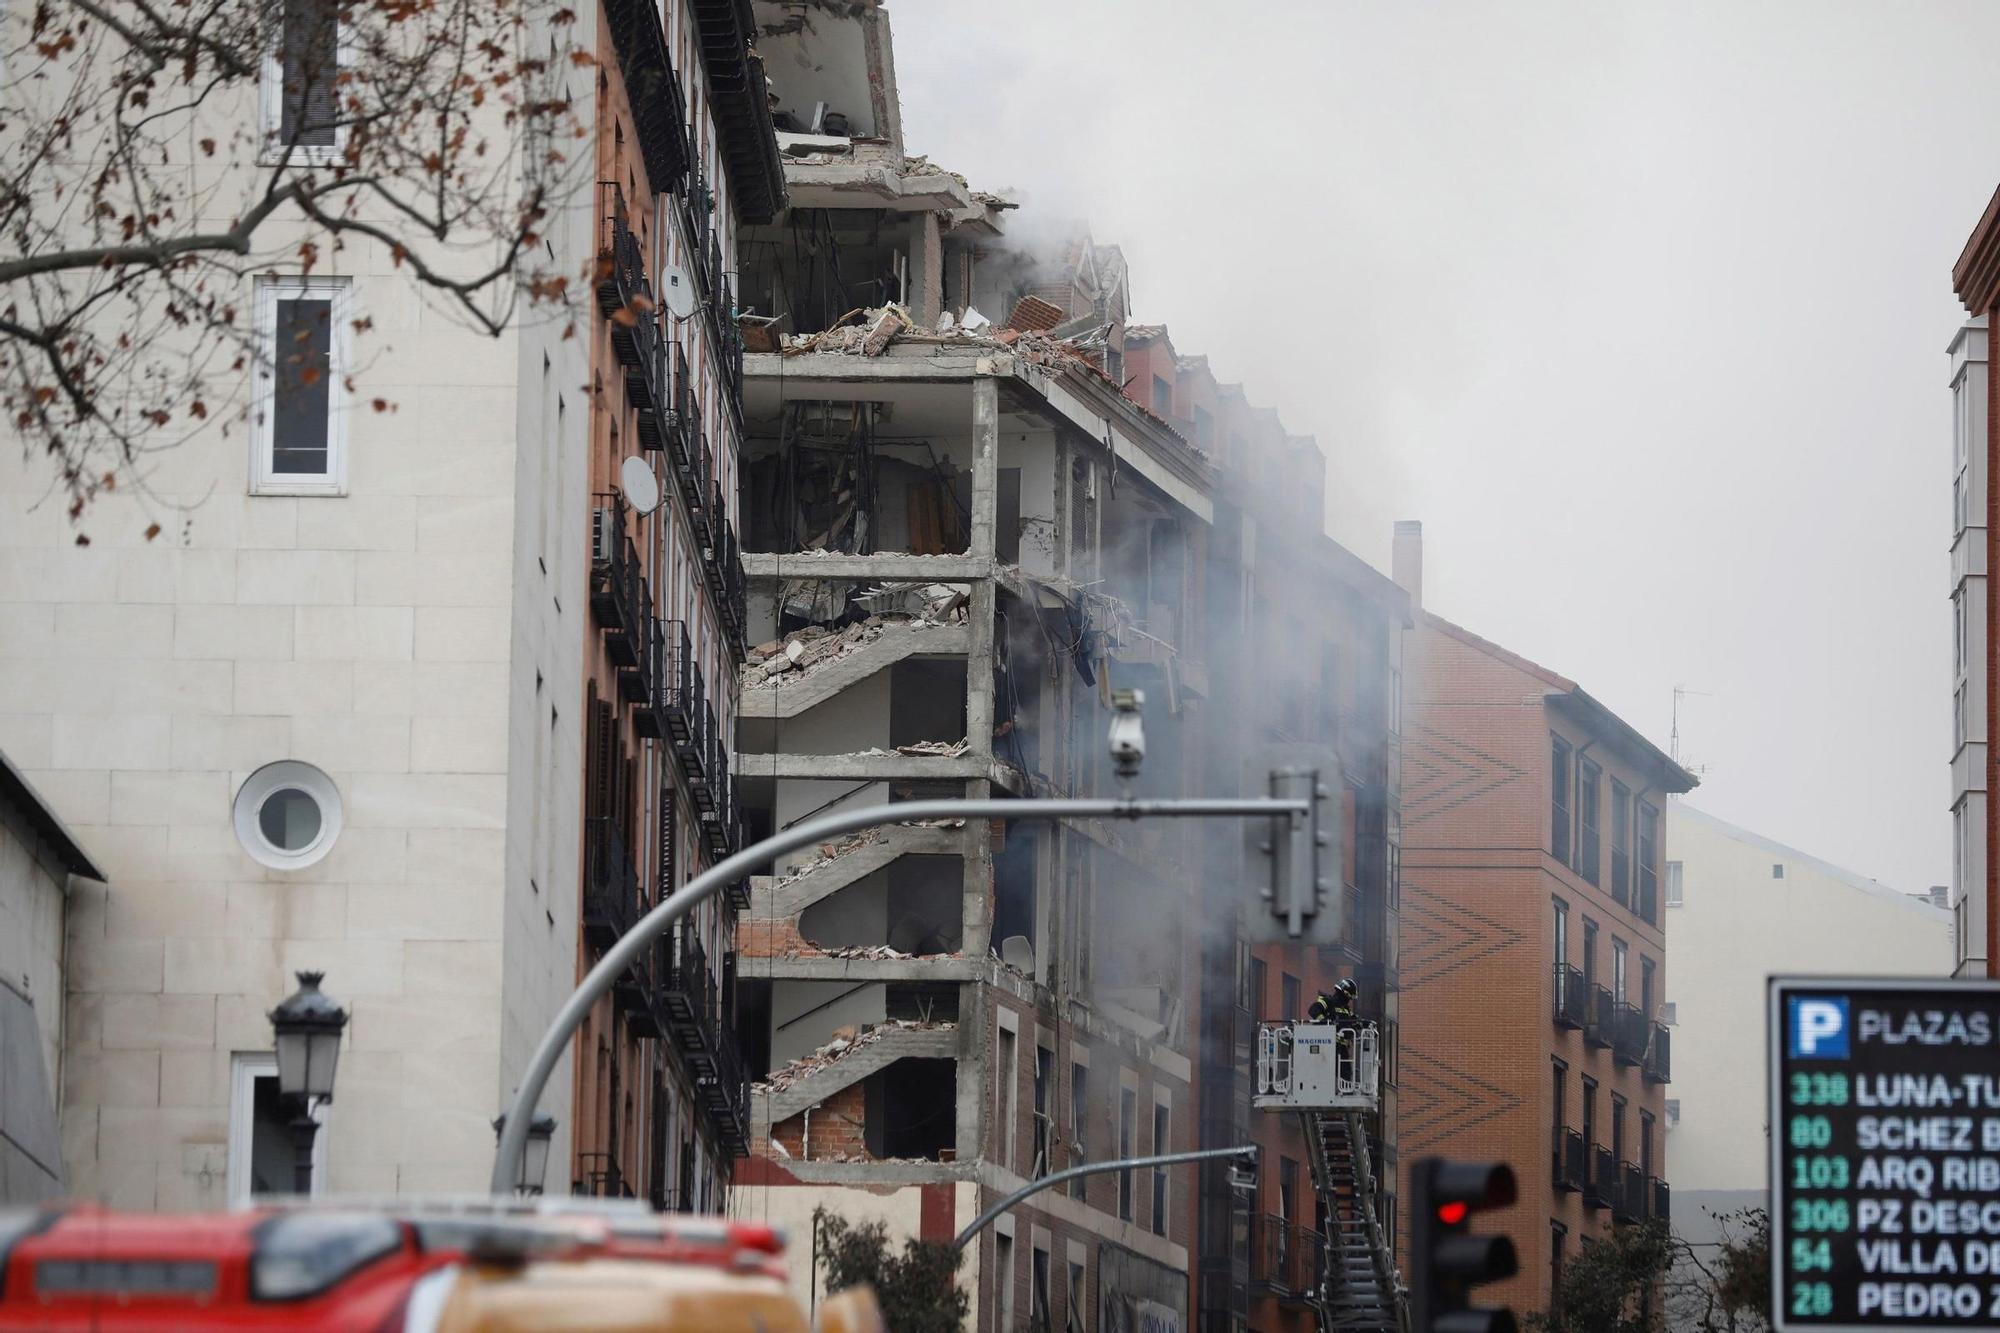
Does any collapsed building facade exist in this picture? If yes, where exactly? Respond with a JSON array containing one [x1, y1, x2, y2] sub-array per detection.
[[724, 8, 1414, 1332], [729, 6, 1210, 1328]]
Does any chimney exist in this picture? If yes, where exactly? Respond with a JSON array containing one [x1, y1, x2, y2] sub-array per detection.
[[1392, 520, 1423, 610]]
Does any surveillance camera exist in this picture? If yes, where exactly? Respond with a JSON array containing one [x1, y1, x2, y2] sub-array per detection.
[[1108, 689, 1146, 780]]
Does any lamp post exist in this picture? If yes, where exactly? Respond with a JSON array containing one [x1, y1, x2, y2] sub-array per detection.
[[492, 1112, 558, 1195], [267, 971, 347, 1195]]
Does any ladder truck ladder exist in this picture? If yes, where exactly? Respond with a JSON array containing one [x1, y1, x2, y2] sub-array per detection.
[[1255, 1021, 1408, 1333]]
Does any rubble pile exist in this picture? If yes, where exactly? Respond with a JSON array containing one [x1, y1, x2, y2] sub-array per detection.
[[753, 1019, 956, 1096], [770, 828, 883, 888], [742, 609, 959, 690]]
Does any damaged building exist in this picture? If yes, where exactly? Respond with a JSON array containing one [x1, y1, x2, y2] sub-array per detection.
[[727, 11, 1205, 1328]]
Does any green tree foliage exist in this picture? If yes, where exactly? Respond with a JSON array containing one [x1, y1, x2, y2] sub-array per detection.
[[1529, 1219, 1675, 1333], [813, 1208, 968, 1333]]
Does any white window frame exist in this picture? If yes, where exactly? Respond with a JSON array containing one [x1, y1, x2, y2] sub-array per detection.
[[259, 1, 349, 167], [252, 276, 352, 496], [229, 1052, 327, 1206], [1664, 861, 1683, 908]]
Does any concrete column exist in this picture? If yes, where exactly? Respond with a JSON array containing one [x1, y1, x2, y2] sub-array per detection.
[[969, 376, 999, 559], [965, 580, 996, 760], [909, 212, 944, 328]]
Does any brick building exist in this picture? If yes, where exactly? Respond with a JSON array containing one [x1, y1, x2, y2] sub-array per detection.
[[567, 0, 784, 1207], [1122, 326, 1410, 1333], [1393, 524, 1693, 1314]]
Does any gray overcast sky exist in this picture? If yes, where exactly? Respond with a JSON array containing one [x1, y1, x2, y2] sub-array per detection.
[[890, 0, 2000, 895]]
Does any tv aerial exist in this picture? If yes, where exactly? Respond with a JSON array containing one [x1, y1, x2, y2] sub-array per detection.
[[620, 454, 661, 517]]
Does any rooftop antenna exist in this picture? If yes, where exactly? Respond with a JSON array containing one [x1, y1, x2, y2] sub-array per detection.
[[1671, 685, 1712, 776]]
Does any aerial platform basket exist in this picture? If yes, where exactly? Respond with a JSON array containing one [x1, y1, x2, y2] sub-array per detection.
[[1253, 1020, 1381, 1112]]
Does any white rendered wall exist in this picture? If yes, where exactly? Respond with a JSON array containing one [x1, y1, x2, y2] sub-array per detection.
[[1663, 803, 1951, 1210]]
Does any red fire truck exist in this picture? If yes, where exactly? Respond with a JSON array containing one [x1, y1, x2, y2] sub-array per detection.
[[0, 1201, 870, 1332]]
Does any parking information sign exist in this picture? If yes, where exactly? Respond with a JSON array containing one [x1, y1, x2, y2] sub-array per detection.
[[1771, 978, 2000, 1330]]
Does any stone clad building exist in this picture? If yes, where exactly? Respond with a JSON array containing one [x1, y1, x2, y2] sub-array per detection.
[[0, 0, 779, 1211]]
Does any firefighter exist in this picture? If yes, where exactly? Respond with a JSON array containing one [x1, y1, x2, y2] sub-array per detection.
[[1306, 978, 1357, 1025]]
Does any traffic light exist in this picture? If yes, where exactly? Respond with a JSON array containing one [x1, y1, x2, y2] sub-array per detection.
[[1260, 767, 1334, 939], [1409, 1157, 1518, 1333]]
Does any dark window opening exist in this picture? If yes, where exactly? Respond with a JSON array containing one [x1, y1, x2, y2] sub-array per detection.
[[993, 828, 1038, 967], [866, 1059, 957, 1160], [272, 297, 332, 473], [1550, 736, 1572, 864], [279, 0, 338, 147], [889, 658, 968, 748], [1576, 759, 1600, 886]]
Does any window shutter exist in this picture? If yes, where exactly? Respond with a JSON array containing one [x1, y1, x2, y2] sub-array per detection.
[[658, 786, 676, 902], [586, 693, 613, 821]]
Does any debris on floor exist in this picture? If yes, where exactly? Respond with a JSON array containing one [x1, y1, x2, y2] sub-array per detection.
[[742, 609, 961, 690], [753, 1019, 957, 1096]]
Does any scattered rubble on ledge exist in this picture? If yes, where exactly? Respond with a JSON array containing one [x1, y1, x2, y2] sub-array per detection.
[[753, 1019, 957, 1096], [742, 601, 965, 690]]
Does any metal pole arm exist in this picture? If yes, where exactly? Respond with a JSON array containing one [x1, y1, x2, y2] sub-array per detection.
[[492, 795, 1305, 1194], [954, 1144, 1257, 1251]]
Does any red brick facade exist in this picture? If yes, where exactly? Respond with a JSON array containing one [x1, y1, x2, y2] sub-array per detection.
[[1399, 613, 1689, 1315]]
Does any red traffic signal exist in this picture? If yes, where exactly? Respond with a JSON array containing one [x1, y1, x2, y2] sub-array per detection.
[[1410, 1158, 1518, 1333]]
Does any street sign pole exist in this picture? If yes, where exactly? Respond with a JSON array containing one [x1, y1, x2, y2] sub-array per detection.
[[492, 792, 1309, 1195]]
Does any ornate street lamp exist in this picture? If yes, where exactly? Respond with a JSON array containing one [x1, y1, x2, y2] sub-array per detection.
[[491, 1112, 559, 1196], [267, 971, 347, 1194]]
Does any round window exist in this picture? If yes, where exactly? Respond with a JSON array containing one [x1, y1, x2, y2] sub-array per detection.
[[234, 762, 342, 870]]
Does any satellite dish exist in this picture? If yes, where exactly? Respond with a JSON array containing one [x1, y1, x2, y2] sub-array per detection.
[[660, 266, 697, 320], [620, 455, 661, 516]]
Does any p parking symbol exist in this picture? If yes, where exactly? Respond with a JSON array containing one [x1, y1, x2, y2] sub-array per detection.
[[1790, 996, 1849, 1059]]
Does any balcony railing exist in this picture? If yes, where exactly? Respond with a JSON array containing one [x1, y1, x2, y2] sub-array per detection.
[[596, 191, 668, 420], [667, 356, 709, 516], [1585, 1145, 1616, 1211], [590, 499, 649, 671], [670, 652, 710, 795], [1249, 1214, 1323, 1303], [1644, 1023, 1672, 1084], [687, 702, 718, 813], [1650, 1176, 1671, 1224], [1612, 1002, 1647, 1067], [599, 0, 690, 194], [583, 816, 640, 954], [1583, 984, 1614, 1050], [1552, 1127, 1585, 1193], [1616, 1162, 1644, 1223], [1553, 963, 1586, 1030]]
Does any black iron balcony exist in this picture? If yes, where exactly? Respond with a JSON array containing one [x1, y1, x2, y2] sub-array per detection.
[[702, 756, 737, 860], [633, 337, 680, 453], [666, 359, 709, 514], [700, 1017, 750, 1157], [582, 816, 639, 954], [1249, 1214, 1322, 1302], [1644, 1022, 1672, 1084], [1650, 1176, 1671, 1224], [600, 0, 689, 195], [659, 920, 716, 1059], [1583, 984, 1614, 1049], [1612, 1002, 1647, 1067], [590, 499, 649, 670], [1552, 1127, 1585, 1193], [686, 702, 718, 814], [615, 929, 662, 1040], [1553, 963, 1586, 1030], [669, 648, 709, 792], [1585, 1145, 1615, 1211], [596, 192, 665, 406], [1616, 1162, 1644, 1223]]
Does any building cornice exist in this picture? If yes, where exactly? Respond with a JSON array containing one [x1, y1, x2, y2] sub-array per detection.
[[1955, 185, 2000, 313]]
